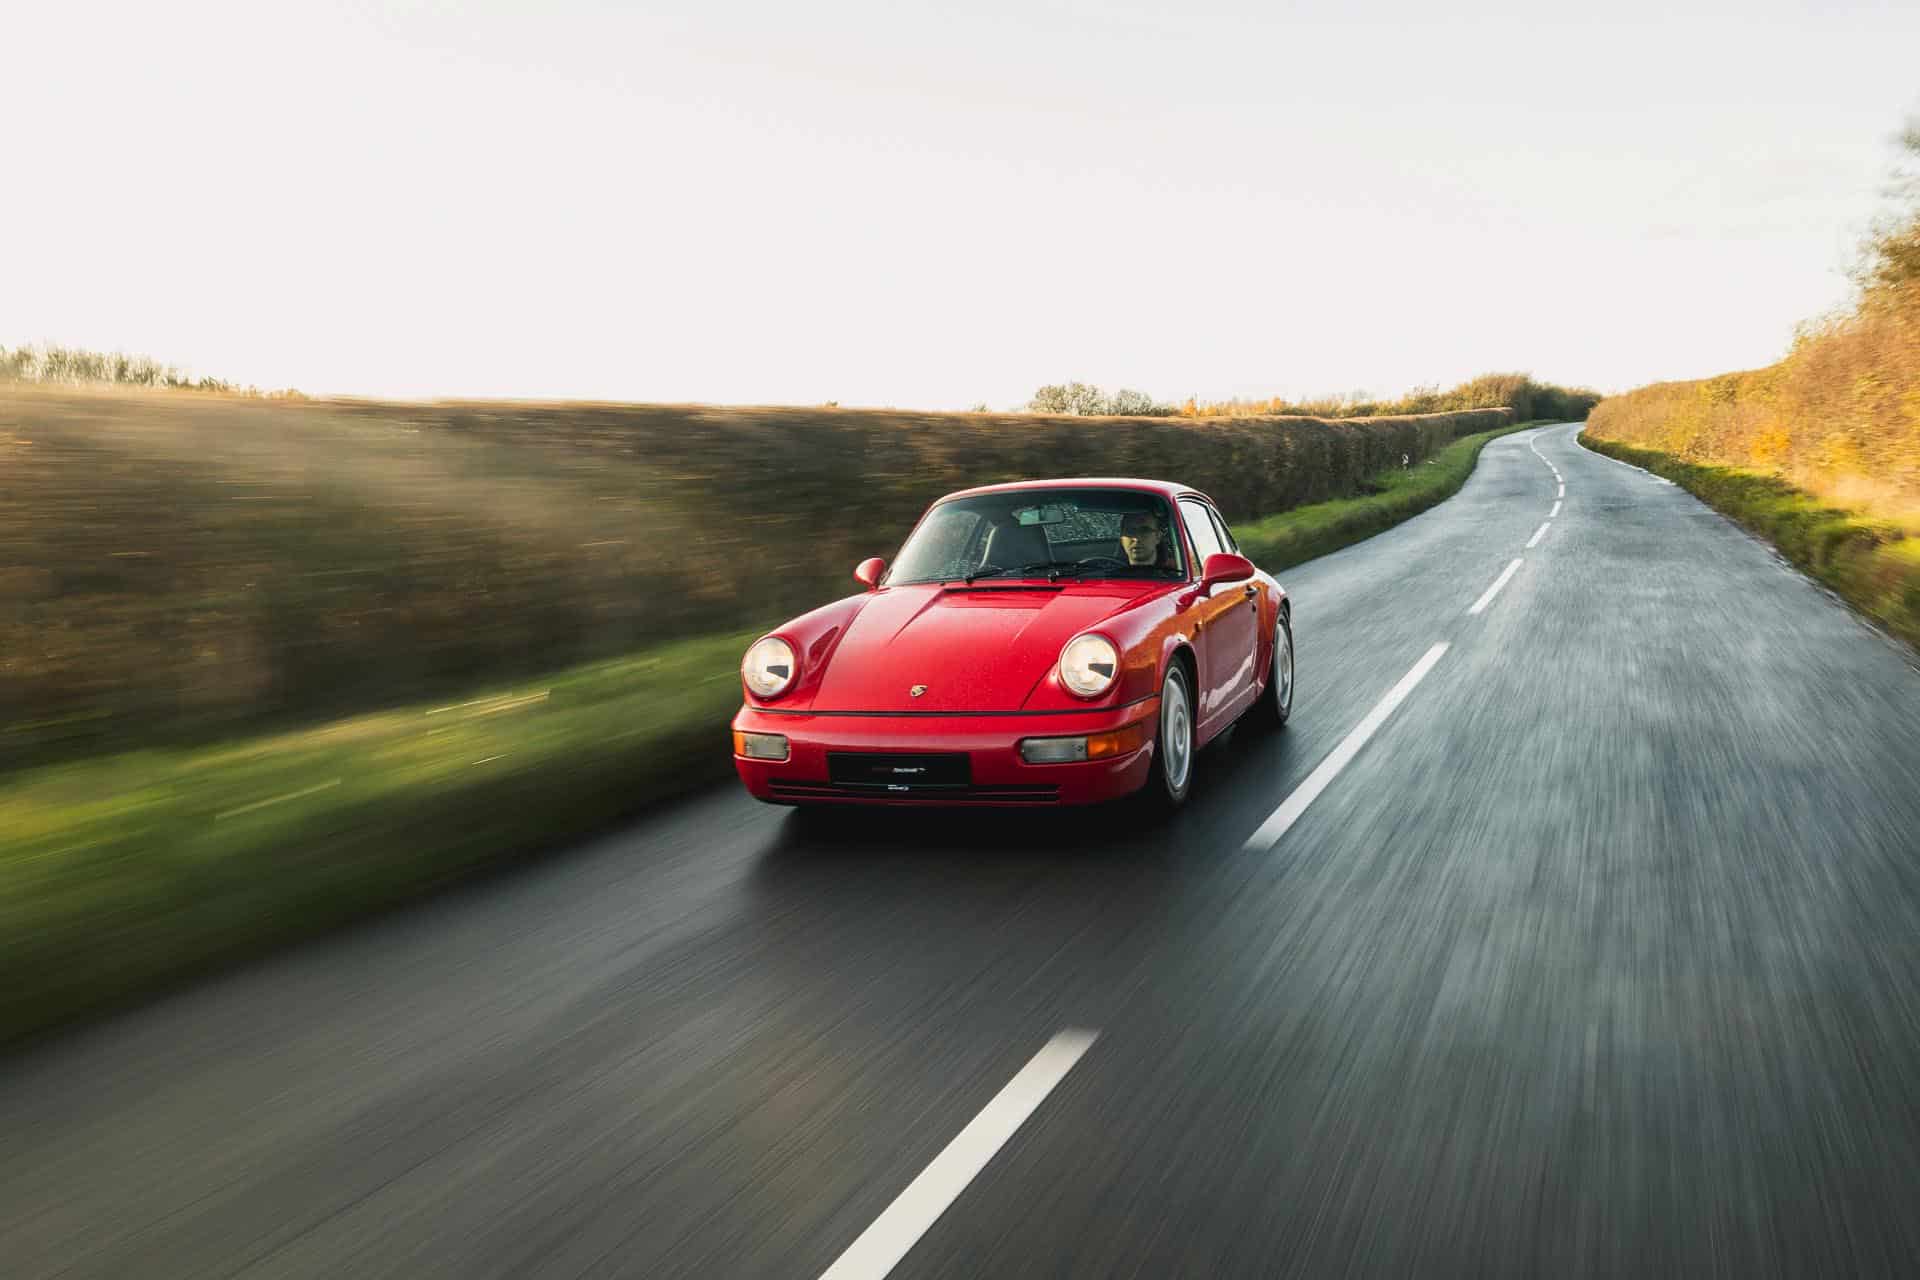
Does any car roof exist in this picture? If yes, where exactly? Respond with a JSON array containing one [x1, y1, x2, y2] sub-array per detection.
[[937, 477, 1216, 505]]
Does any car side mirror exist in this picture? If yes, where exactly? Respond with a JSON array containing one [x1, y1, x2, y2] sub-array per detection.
[[854, 557, 887, 589], [1200, 552, 1255, 594]]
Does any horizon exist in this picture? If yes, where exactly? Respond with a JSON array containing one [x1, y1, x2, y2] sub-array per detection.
[[7, 0, 1917, 409]]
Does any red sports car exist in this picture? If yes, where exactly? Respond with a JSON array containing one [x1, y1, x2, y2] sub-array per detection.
[[730, 478, 1293, 809]]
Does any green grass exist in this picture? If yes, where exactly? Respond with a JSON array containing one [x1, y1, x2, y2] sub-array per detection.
[[1579, 435, 1919, 652], [0, 628, 761, 1046], [1236, 423, 1542, 570], [0, 424, 1548, 1046]]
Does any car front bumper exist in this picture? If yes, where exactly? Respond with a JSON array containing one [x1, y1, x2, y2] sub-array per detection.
[[731, 699, 1160, 807]]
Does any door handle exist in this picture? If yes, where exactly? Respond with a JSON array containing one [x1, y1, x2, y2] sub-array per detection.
[[1243, 585, 1258, 600]]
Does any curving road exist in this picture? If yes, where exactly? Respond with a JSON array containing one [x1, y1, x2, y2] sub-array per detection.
[[6, 424, 1920, 1277]]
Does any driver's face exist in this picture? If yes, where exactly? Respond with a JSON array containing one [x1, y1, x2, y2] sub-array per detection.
[[1119, 517, 1163, 565]]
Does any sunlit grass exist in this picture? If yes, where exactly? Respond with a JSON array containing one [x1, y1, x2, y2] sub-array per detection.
[[0, 629, 759, 1045]]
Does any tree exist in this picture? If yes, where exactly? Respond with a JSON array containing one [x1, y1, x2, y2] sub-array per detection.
[[1859, 118, 1920, 296], [1028, 381, 1169, 416]]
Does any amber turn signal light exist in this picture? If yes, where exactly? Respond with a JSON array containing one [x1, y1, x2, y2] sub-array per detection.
[[1085, 719, 1150, 760], [1019, 720, 1150, 764]]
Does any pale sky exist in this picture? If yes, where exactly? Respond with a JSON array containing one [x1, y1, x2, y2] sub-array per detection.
[[8, 0, 1918, 407]]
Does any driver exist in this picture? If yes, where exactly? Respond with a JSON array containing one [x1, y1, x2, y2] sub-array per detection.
[[1118, 509, 1176, 569]]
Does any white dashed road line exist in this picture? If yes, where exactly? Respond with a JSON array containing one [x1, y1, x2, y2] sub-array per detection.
[[819, 1029, 1099, 1280], [1469, 558, 1524, 615], [1243, 430, 1555, 854], [1243, 642, 1451, 853], [1529, 431, 1566, 495]]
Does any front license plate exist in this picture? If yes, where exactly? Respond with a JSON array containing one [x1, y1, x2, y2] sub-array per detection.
[[827, 752, 970, 791]]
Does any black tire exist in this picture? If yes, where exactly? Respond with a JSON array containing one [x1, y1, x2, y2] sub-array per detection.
[[1140, 660, 1196, 812], [1250, 609, 1294, 730]]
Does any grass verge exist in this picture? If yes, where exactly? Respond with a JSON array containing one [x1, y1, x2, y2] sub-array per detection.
[[1236, 422, 1542, 570], [1580, 434, 1920, 652], [0, 629, 760, 1046], [1, 426, 1547, 1046]]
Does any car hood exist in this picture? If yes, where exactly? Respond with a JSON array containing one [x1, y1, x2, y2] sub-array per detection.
[[809, 582, 1161, 713]]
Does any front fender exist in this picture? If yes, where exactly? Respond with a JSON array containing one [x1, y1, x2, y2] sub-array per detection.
[[739, 591, 873, 711]]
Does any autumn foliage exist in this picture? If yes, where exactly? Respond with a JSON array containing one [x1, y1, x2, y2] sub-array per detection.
[[1586, 124, 1920, 529]]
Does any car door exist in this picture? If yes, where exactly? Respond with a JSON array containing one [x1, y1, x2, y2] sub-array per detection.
[[1204, 503, 1265, 713], [1178, 497, 1258, 736]]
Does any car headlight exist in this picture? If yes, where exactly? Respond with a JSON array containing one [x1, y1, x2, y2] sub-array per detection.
[[742, 636, 798, 698], [1058, 633, 1119, 698]]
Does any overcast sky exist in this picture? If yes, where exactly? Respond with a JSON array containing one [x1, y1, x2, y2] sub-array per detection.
[[8, 0, 1918, 407]]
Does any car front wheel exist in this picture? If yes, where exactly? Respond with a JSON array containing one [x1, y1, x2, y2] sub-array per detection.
[[1251, 610, 1293, 730], [1143, 661, 1195, 811]]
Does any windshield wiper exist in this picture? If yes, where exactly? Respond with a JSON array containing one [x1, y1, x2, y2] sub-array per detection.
[[963, 556, 1183, 584], [965, 560, 1064, 584]]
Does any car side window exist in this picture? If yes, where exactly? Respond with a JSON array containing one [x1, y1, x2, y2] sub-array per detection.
[[1179, 498, 1224, 566], [1205, 505, 1239, 554]]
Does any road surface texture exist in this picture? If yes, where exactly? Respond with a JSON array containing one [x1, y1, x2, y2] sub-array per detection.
[[6, 424, 1920, 1278]]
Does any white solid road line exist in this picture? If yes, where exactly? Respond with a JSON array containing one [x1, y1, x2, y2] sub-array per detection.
[[818, 1029, 1099, 1280], [1469, 558, 1524, 615], [1549, 500, 1562, 518], [1526, 521, 1551, 549], [1243, 642, 1450, 853], [1571, 432, 1676, 485], [1557, 483, 1565, 498]]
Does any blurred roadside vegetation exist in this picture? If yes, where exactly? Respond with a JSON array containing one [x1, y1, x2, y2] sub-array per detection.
[[0, 631, 754, 1044], [2, 387, 1512, 771], [1584, 118, 1920, 649]]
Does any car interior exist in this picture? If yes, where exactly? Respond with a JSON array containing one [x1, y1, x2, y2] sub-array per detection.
[[971, 498, 1183, 575], [981, 520, 1053, 570]]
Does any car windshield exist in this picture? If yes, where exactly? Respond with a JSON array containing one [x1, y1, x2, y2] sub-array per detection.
[[884, 488, 1187, 586]]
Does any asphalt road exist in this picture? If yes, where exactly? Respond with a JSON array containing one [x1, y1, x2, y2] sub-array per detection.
[[6, 424, 1920, 1278]]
